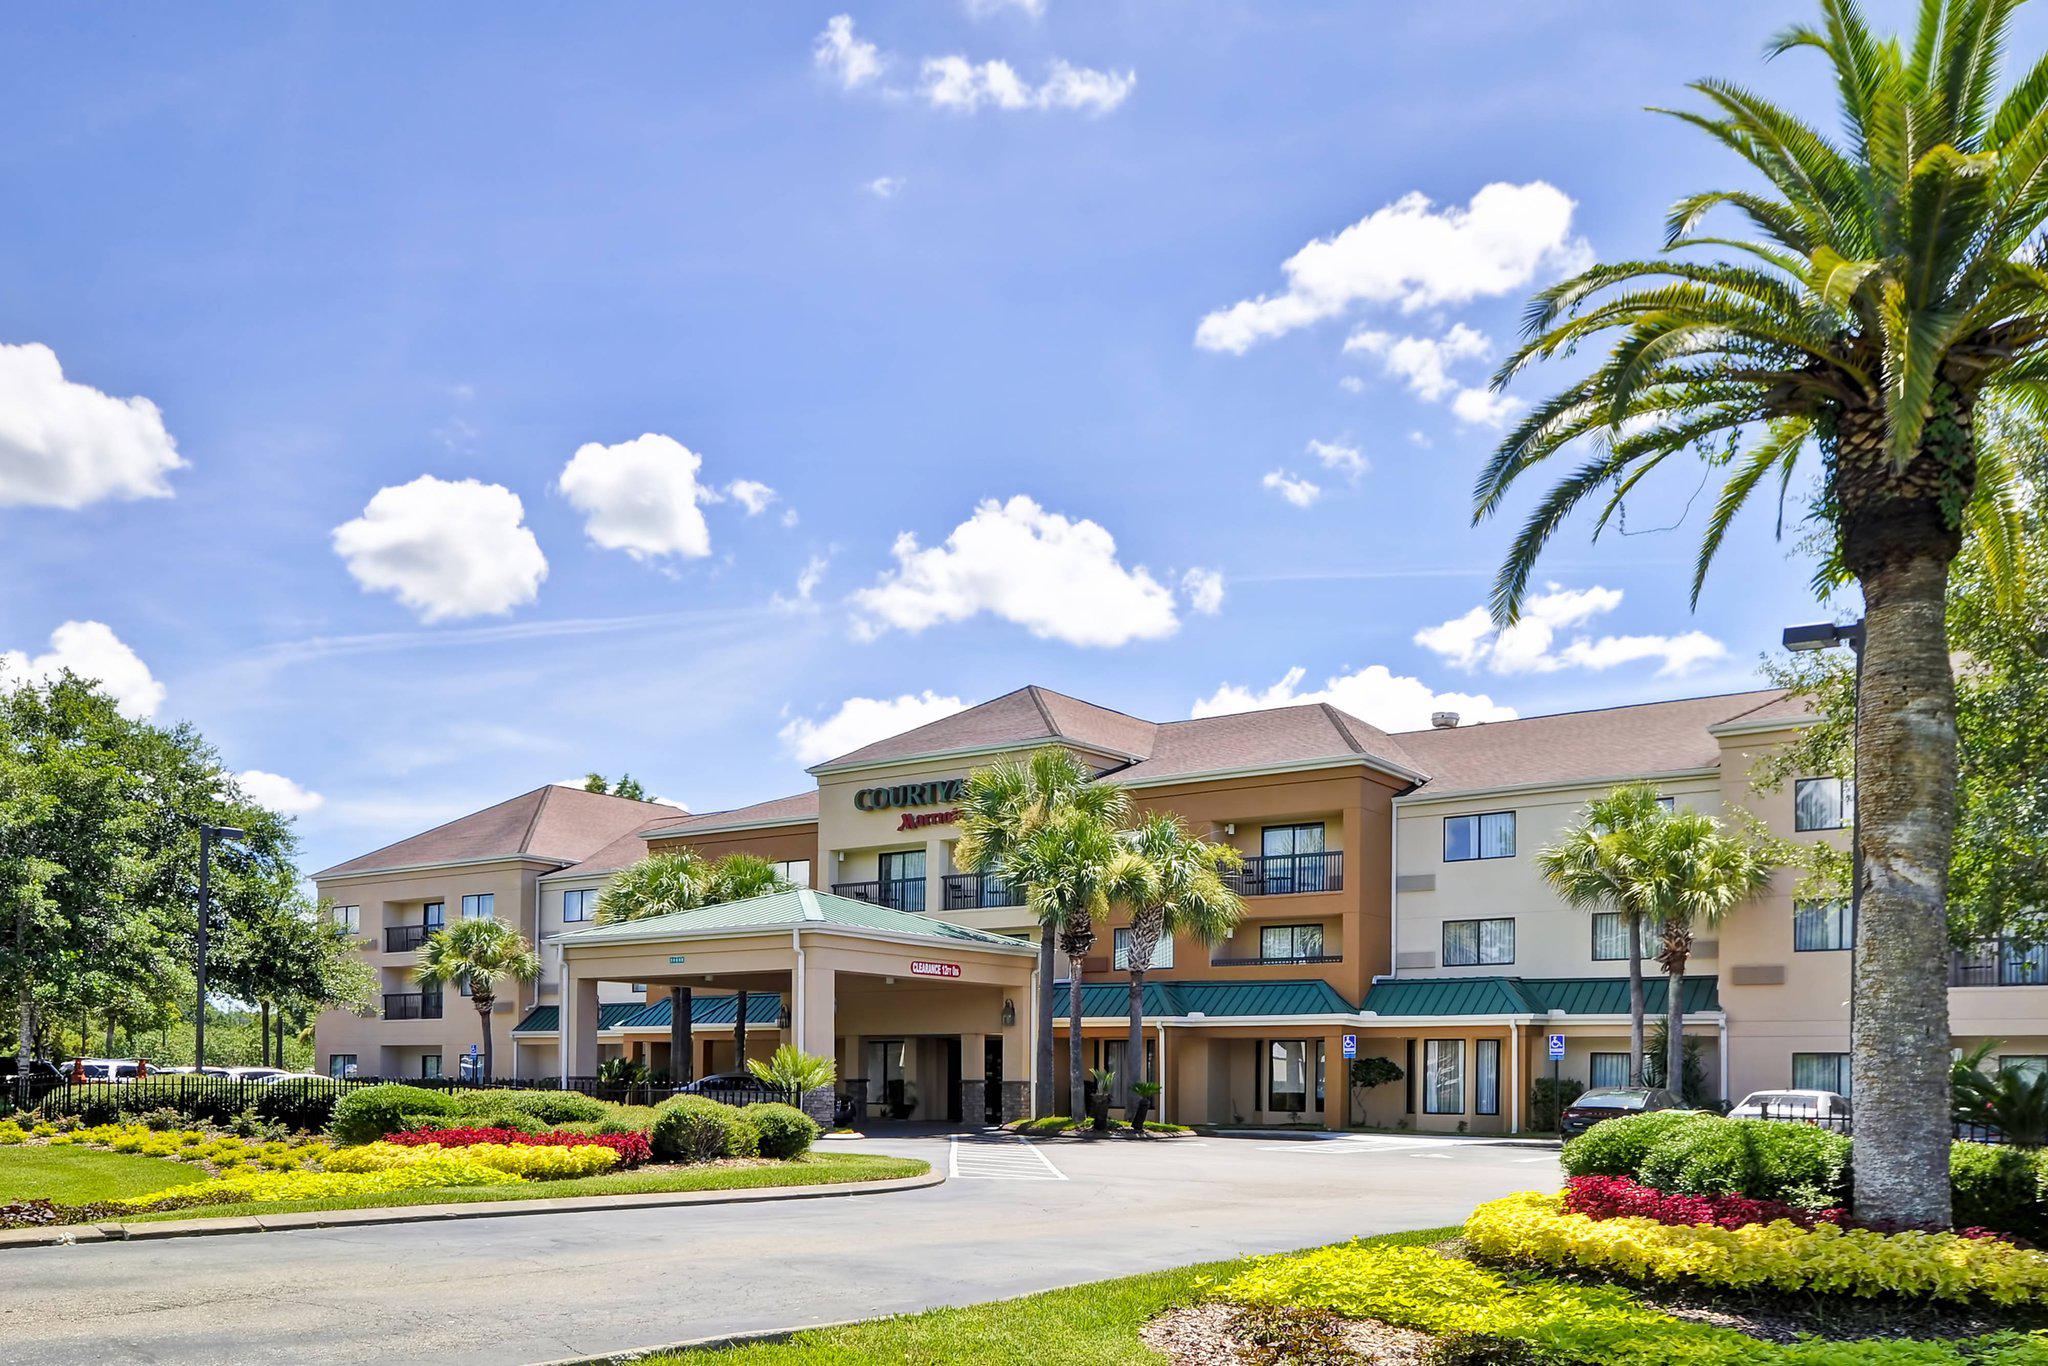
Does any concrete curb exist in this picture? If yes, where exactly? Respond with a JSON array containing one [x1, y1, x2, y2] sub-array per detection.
[[0, 1167, 943, 1251]]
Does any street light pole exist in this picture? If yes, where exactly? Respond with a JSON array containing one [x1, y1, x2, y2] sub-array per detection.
[[193, 822, 246, 1070]]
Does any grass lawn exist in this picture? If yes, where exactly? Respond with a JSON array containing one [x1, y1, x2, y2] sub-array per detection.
[[0, 1146, 211, 1204], [646, 1228, 1454, 1364], [120, 1151, 928, 1223]]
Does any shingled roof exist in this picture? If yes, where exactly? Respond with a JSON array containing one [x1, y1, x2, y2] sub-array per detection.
[[315, 786, 681, 880], [1110, 704, 1423, 786], [639, 788, 820, 840], [808, 685, 1157, 772]]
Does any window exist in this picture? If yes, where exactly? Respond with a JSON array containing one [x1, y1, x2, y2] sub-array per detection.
[[457, 972, 471, 997], [1112, 928, 1173, 970], [1591, 913, 1654, 961], [1424, 1039, 1465, 1114], [331, 904, 360, 933], [1794, 900, 1853, 951], [1267, 1040, 1309, 1112], [1793, 1051, 1852, 1096], [1444, 812, 1516, 862], [2000, 1055, 2048, 1083], [460, 893, 494, 920], [1655, 796, 1677, 813], [327, 1054, 358, 1080], [1795, 777, 1854, 831], [1476, 1039, 1500, 1116], [1404, 1039, 1416, 1115], [421, 1054, 442, 1080], [773, 859, 811, 888], [1259, 923, 1325, 962], [1259, 824, 1329, 892], [630, 982, 647, 995], [1590, 1052, 1631, 1089], [562, 888, 596, 923], [423, 901, 445, 928], [1443, 918, 1515, 967]]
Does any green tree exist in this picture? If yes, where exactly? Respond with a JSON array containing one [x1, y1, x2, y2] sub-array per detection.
[[747, 1043, 837, 1093], [1473, 0, 2048, 1225], [595, 850, 794, 925], [1110, 812, 1242, 1107], [954, 748, 1129, 1117], [1643, 812, 1781, 1087], [583, 773, 649, 801], [1537, 785, 1672, 1085], [414, 919, 540, 1080]]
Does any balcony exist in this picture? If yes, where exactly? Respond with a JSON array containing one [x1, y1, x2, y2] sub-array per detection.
[[1950, 939, 2047, 987], [382, 991, 444, 1021], [942, 873, 1017, 912], [384, 924, 432, 953], [1227, 851, 1343, 897], [1210, 953, 1344, 967], [831, 878, 926, 914]]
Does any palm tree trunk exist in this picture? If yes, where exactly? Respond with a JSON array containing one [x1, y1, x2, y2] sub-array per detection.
[[1626, 913, 1646, 1085], [1067, 958, 1085, 1119], [1125, 967, 1144, 1110], [1036, 930, 1055, 1117], [477, 997, 494, 1080], [1847, 544, 1960, 1227], [1665, 956, 1685, 1097]]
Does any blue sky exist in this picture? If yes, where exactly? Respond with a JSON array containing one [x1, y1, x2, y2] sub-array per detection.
[[5, 1, 2023, 876]]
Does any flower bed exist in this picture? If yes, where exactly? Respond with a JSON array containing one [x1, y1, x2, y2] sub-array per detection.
[[387, 1126, 651, 1166], [323, 1140, 620, 1180], [116, 1155, 527, 1208], [1563, 1175, 2017, 1242], [1466, 1191, 2048, 1305]]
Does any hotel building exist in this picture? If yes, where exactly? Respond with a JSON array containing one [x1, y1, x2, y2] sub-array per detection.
[[314, 684, 2048, 1132]]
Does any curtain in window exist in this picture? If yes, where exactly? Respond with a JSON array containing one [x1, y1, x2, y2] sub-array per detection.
[[1479, 919, 1515, 963], [1113, 929, 1173, 970], [1268, 1041, 1308, 1111], [1424, 1040, 1464, 1114], [1478, 812, 1515, 858], [1792, 1052, 1851, 1096], [1589, 1053, 1631, 1089], [1475, 1039, 1500, 1115], [1793, 901, 1852, 951]]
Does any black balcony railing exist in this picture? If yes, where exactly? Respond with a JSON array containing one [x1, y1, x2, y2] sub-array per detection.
[[942, 873, 1017, 911], [383, 991, 444, 1021], [831, 878, 926, 913], [1209, 953, 1344, 967], [1228, 850, 1343, 897], [1950, 939, 2047, 987], [384, 924, 432, 953]]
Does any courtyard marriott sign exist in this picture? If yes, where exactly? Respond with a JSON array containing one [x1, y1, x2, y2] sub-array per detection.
[[854, 778, 965, 831]]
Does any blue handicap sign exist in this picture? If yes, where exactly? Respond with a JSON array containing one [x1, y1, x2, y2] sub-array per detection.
[[1547, 1033, 1567, 1060], [1341, 1033, 1357, 1059]]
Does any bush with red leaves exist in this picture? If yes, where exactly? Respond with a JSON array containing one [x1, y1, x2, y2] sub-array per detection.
[[386, 1126, 652, 1167], [1562, 1175, 2016, 1242]]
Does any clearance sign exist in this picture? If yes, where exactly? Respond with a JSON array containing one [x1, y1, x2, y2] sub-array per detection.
[[910, 960, 962, 979], [854, 778, 966, 833]]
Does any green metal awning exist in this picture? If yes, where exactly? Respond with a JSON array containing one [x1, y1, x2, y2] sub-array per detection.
[[1052, 978, 1356, 1021], [1360, 975, 1720, 1018], [512, 992, 785, 1035]]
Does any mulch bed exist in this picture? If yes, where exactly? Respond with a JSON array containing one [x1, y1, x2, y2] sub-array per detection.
[[1141, 1304, 1432, 1365], [1638, 1283, 2048, 1345]]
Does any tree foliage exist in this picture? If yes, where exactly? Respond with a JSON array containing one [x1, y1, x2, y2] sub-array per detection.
[[594, 850, 796, 925]]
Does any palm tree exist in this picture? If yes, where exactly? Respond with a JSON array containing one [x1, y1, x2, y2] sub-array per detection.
[[596, 849, 712, 924], [1643, 813, 1780, 1089], [1473, 0, 2048, 1225], [702, 852, 796, 904], [955, 747, 1128, 1117], [1537, 785, 1670, 1084], [1111, 813, 1243, 1109], [415, 919, 540, 1080]]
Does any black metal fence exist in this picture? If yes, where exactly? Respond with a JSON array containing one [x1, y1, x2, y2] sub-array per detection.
[[1229, 850, 1344, 897], [1752, 1096, 2006, 1145], [6, 1072, 797, 1118]]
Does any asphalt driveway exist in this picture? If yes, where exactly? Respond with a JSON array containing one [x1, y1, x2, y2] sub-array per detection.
[[0, 1130, 1559, 1365]]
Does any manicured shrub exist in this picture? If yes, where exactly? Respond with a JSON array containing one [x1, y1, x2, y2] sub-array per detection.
[[410, 1100, 547, 1134], [1559, 1110, 1715, 1178], [328, 1084, 459, 1145], [651, 1095, 748, 1162], [387, 1125, 651, 1167], [452, 1089, 611, 1125], [1635, 1116, 1851, 1206], [1464, 1191, 2048, 1305], [1565, 1174, 1848, 1231], [743, 1103, 819, 1159], [1950, 1141, 2046, 1242], [1526, 1078, 1584, 1132], [324, 1140, 620, 1179], [120, 1156, 525, 1209], [554, 1106, 659, 1137], [726, 1108, 761, 1159]]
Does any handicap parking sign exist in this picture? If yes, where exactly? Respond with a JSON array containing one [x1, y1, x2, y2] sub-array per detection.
[[1341, 1033, 1357, 1059], [1547, 1033, 1567, 1060]]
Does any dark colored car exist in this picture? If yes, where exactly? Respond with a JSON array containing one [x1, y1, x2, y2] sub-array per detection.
[[1559, 1086, 1687, 1138]]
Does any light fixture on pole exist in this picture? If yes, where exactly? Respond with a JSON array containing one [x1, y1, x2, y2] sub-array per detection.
[[192, 822, 247, 1070], [1781, 620, 1864, 1077]]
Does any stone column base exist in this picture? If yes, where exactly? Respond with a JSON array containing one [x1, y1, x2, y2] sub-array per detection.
[[999, 1080, 1030, 1124], [958, 1078, 988, 1128]]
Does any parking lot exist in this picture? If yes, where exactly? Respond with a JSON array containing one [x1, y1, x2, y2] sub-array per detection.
[[0, 1129, 1558, 1365]]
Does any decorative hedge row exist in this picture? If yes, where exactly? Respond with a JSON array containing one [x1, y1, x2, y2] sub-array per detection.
[[117, 1156, 527, 1209], [1466, 1191, 2048, 1305], [323, 1140, 620, 1180], [1563, 1174, 1849, 1232], [649, 1096, 818, 1162], [387, 1126, 651, 1166]]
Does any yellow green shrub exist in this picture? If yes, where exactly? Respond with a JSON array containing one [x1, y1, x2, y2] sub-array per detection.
[[1464, 1191, 2048, 1306], [321, 1140, 617, 1179], [0, 1122, 26, 1145], [119, 1156, 525, 1208]]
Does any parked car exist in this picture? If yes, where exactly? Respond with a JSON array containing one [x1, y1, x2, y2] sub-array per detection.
[[1559, 1086, 1688, 1138], [1, 1059, 65, 1104], [60, 1058, 150, 1082], [258, 1072, 332, 1085], [220, 1067, 290, 1082], [1728, 1088, 1850, 1127], [681, 1071, 759, 1097]]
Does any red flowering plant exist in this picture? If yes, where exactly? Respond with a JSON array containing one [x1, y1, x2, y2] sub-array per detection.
[[388, 1126, 652, 1167], [1562, 1175, 2015, 1242]]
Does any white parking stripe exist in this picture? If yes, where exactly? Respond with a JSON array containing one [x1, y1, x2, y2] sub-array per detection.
[[948, 1134, 1067, 1181]]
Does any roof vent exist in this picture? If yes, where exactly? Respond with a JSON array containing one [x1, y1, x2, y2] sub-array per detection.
[[1430, 711, 1460, 729]]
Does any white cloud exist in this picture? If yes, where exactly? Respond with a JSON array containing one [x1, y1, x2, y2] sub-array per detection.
[[1191, 665, 1517, 733], [965, 0, 1045, 15], [1344, 323, 1490, 402], [1182, 567, 1225, 615], [850, 495, 1179, 647], [237, 769, 325, 816], [921, 55, 1134, 113], [726, 479, 778, 516], [780, 691, 970, 765], [332, 476, 547, 622], [814, 15, 884, 90], [1262, 469, 1321, 507], [0, 342, 185, 509], [1034, 60, 1136, 113], [780, 507, 800, 528], [1, 621, 166, 719], [1337, 376, 1365, 394], [556, 433, 717, 561], [866, 176, 904, 199], [1415, 583, 1726, 677], [1306, 438, 1368, 481], [1450, 386, 1524, 429], [1194, 182, 1590, 354], [773, 552, 833, 613]]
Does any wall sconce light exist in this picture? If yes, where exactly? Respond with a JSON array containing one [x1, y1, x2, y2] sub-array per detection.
[[1224, 823, 1236, 836], [777, 1004, 792, 1030], [1001, 998, 1016, 1028]]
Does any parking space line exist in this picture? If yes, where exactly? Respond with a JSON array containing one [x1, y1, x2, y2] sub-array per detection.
[[948, 1134, 1068, 1181]]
